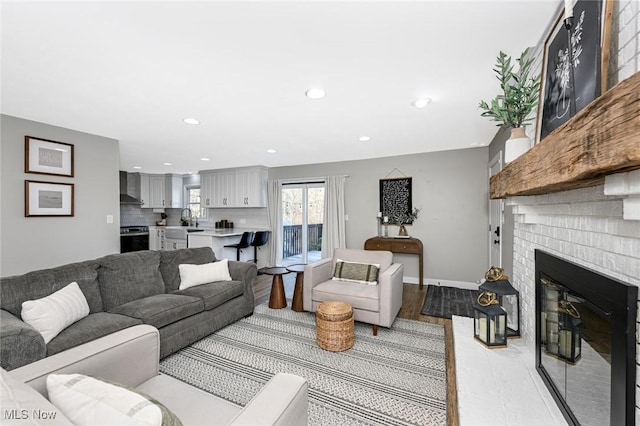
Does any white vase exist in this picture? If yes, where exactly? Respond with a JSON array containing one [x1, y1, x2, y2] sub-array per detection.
[[504, 127, 531, 164]]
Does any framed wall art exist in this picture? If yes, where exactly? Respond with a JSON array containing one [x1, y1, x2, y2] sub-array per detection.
[[379, 177, 412, 225], [537, 0, 611, 142], [25, 180, 75, 217], [25, 136, 74, 177]]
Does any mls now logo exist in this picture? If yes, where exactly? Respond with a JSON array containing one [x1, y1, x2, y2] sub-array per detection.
[[3, 410, 29, 420], [3, 409, 58, 420]]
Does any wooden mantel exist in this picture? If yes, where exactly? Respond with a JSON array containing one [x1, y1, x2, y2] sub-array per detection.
[[490, 71, 640, 199]]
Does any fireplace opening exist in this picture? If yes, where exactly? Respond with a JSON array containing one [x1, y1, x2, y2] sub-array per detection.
[[535, 250, 637, 426]]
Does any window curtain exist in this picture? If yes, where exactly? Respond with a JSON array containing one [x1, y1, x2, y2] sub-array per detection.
[[266, 179, 283, 266], [321, 175, 347, 258]]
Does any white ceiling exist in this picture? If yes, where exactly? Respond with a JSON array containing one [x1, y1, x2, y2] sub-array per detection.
[[1, 1, 559, 174]]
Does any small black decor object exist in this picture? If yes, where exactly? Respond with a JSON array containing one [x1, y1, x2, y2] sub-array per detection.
[[473, 292, 507, 348], [479, 266, 520, 338]]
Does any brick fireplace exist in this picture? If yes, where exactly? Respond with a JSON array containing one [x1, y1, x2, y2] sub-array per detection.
[[507, 176, 640, 424]]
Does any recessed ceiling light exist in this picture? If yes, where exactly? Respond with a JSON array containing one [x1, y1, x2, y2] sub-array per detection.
[[359, 136, 371, 142], [200, 157, 210, 161], [412, 98, 432, 109], [163, 162, 173, 166], [183, 118, 200, 125], [305, 88, 326, 99], [266, 149, 277, 154], [133, 166, 142, 169]]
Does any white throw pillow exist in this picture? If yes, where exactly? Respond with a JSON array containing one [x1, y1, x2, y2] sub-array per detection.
[[21, 282, 89, 344], [178, 259, 232, 290], [46, 374, 171, 426]]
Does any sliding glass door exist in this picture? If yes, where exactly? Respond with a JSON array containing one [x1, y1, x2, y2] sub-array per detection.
[[281, 183, 324, 265]]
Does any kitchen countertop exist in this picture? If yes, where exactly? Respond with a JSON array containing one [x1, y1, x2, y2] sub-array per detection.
[[190, 229, 244, 237], [149, 226, 267, 238]]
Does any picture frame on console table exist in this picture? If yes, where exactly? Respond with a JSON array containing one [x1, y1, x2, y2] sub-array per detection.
[[25, 136, 75, 177], [537, 0, 612, 142], [25, 180, 75, 217]]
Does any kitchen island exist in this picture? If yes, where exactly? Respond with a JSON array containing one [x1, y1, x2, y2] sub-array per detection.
[[188, 229, 266, 263]]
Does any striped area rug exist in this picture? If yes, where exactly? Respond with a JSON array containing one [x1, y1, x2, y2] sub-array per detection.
[[160, 303, 447, 425]]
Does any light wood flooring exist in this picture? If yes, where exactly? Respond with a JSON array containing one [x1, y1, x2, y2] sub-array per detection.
[[251, 274, 459, 426]]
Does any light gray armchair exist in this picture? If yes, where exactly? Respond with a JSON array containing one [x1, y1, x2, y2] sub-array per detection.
[[5, 325, 308, 426], [303, 248, 404, 335]]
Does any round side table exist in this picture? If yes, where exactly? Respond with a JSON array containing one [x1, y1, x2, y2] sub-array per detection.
[[262, 267, 290, 309], [286, 264, 306, 312]]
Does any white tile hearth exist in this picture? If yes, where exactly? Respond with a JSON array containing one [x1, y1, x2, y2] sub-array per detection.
[[453, 316, 567, 426]]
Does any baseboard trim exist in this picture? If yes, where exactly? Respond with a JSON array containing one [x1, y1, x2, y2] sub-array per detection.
[[403, 277, 479, 290]]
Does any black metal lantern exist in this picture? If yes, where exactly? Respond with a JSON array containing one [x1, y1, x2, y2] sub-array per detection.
[[480, 267, 520, 338], [473, 292, 507, 348], [557, 301, 582, 363]]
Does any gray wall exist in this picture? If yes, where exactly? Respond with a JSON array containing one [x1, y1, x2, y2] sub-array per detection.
[[1, 115, 120, 277], [270, 147, 489, 283]]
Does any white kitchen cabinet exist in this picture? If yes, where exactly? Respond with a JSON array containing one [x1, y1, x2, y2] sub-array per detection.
[[213, 171, 236, 207], [149, 176, 166, 208], [201, 173, 215, 207], [165, 238, 186, 251], [136, 173, 181, 209], [236, 167, 267, 207], [199, 167, 267, 208], [138, 174, 150, 208], [149, 228, 165, 250], [200, 170, 234, 207], [166, 174, 183, 208]]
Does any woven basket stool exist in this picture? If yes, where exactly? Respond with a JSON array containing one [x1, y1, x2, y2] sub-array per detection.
[[316, 301, 354, 352]]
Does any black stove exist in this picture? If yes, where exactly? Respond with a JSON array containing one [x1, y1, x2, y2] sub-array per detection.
[[120, 226, 149, 235], [120, 226, 149, 252]]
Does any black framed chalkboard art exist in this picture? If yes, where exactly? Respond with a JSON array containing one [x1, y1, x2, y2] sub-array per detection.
[[379, 177, 412, 225], [538, 0, 608, 141]]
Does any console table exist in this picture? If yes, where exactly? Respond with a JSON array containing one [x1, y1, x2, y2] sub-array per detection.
[[364, 236, 424, 288]]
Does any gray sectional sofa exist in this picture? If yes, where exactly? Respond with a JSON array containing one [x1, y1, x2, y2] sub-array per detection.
[[0, 247, 257, 371]]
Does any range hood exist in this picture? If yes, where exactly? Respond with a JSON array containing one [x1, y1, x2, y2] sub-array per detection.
[[119, 171, 142, 204]]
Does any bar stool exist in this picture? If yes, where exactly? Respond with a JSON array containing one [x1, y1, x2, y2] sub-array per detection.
[[250, 231, 270, 263], [224, 231, 254, 261]]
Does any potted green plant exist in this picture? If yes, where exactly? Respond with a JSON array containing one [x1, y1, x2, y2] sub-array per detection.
[[479, 48, 541, 163]]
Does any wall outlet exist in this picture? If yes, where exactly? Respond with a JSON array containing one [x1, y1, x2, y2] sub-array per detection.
[[239, 219, 246, 224], [106, 215, 114, 224]]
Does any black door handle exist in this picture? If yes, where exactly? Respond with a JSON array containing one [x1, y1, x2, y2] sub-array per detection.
[[494, 226, 500, 237]]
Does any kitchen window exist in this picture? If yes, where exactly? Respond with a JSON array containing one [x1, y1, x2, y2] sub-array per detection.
[[186, 186, 206, 219]]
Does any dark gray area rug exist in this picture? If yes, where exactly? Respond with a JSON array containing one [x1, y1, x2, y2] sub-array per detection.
[[421, 285, 479, 319], [160, 303, 447, 425]]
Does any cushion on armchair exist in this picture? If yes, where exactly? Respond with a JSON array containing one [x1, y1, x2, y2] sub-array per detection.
[[333, 259, 380, 285]]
